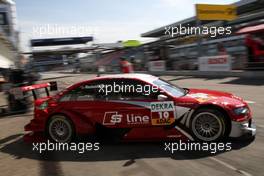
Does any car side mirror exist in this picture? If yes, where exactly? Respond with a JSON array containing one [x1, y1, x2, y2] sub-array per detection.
[[158, 94, 168, 101]]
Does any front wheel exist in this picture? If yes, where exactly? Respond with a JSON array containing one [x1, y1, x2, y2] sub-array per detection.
[[47, 115, 75, 143], [190, 109, 227, 142]]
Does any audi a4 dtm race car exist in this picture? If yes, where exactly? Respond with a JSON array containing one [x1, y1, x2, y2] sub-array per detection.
[[24, 74, 256, 143]]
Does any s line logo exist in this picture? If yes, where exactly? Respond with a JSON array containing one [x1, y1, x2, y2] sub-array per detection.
[[103, 112, 122, 125]]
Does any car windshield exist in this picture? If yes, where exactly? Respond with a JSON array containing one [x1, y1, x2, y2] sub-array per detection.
[[153, 79, 186, 97]]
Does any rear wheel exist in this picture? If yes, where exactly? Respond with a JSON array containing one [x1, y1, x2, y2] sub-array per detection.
[[47, 115, 74, 143], [190, 108, 227, 142]]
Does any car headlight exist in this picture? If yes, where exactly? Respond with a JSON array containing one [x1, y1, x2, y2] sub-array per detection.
[[37, 101, 48, 110], [233, 107, 249, 115]]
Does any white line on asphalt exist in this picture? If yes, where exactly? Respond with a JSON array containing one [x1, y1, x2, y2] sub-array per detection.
[[245, 100, 256, 104], [209, 157, 253, 176], [0, 136, 23, 149], [256, 124, 264, 128]]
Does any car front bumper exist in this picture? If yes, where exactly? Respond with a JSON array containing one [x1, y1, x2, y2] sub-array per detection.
[[229, 119, 256, 137]]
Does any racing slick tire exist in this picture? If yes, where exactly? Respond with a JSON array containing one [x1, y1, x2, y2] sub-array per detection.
[[190, 108, 228, 142], [47, 115, 75, 143]]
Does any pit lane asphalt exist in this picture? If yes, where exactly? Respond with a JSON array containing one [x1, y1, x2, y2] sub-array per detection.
[[0, 73, 263, 176]]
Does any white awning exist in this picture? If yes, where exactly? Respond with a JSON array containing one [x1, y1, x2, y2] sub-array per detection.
[[0, 54, 14, 68]]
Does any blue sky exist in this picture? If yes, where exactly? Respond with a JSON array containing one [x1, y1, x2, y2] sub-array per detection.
[[14, 0, 237, 51]]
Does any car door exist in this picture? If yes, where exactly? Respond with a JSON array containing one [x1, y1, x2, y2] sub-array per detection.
[[89, 78, 153, 128], [104, 78, 175, 127], [119, 78, 176, 127], [114, 78, 177, 140]]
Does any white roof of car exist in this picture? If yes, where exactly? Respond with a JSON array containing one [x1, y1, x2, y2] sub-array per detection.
[[97, 73, 158, 82]]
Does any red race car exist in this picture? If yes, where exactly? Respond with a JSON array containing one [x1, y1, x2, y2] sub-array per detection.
[[24, 74, 256, 143]]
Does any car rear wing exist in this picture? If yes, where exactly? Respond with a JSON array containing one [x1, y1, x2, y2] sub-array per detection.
[[9, 81, 58, 100]]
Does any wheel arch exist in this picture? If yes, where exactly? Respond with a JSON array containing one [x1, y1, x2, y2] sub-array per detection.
[[45, 113, 75, 135], [192, 104, 232, 136], [46, 112, 95, 135]]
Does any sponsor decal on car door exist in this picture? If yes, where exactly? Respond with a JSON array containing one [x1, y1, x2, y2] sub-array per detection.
[[102, 100, 176, 126], [102, 101, 151, 127], [150, 101, 175, 125]]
